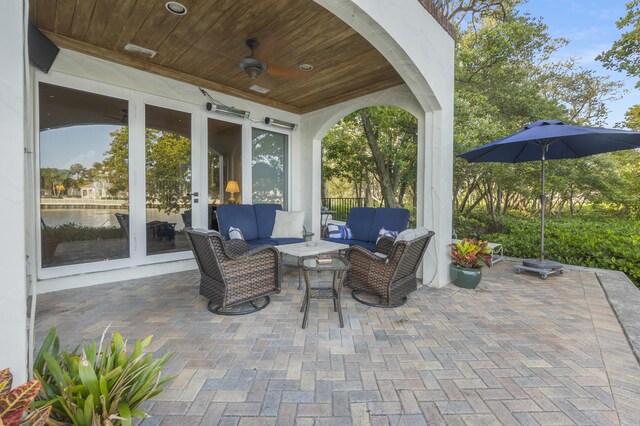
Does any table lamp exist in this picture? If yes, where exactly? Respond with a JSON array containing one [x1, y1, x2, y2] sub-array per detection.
[[225, 180, 240, 204]]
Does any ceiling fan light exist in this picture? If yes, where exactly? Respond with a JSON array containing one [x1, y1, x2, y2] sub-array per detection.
[[246, 66, 262, 79], [240, 57, 268, 79]]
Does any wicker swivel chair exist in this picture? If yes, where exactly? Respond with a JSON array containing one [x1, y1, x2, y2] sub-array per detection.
[[185, 228, 281, 315], [346, 228, 435, 308]]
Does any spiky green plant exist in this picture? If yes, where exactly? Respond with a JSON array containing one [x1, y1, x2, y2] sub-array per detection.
[[32, 327, 171, 426]]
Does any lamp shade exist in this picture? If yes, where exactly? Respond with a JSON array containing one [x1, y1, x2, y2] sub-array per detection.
[[225, 180, 240, 193]]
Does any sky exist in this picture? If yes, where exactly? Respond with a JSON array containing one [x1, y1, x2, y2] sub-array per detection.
[[517, 0, 639, 128], [40, 125, 119, 169]]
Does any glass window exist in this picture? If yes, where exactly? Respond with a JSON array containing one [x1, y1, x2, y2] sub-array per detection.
[[39, 83, 129, 268], [145, 105, 191, 255], [252, 128, 288, 206], [209, 119, 243, 207]]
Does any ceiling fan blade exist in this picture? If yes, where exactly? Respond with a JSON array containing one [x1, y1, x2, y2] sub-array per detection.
[[253, 35, 278, 63], [267, 64, 313, 79]]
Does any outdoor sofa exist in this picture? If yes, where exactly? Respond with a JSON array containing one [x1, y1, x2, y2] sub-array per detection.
[[216, 204, 306, 249], [323, 207, 410, 252]]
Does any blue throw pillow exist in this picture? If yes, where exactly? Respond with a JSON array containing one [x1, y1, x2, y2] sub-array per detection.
[[327, 224, 353, 239], [376, 227, 398, 243]]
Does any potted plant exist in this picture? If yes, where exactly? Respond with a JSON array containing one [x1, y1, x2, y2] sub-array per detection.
[[449, 238, 492, 289]]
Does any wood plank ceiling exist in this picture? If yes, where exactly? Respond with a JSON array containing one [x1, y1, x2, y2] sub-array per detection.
[[30, 0, 405, 114]]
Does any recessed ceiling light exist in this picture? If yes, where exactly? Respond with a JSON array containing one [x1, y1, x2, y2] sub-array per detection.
[[124, 43, 157, 58], [299, 64, 314, 71], [165, 2, 187, 15], [249, 84, 271, 94]]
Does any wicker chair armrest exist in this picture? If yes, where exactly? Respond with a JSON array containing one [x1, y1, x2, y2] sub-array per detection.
[[346, 245, 389, 265], [237, 244, 280, 260], [375, 236, 395, 255], [222, 239, 250, 258]]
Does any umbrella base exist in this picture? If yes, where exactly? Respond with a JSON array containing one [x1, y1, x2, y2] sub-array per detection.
[[522, 259, 564, 270], [514, 259, 564, 280]]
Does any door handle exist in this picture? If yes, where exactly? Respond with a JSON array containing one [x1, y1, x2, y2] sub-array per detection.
[[191, 192, 199, 197]]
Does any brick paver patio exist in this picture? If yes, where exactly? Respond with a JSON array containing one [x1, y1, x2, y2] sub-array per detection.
[[35, 260, 640, 425]]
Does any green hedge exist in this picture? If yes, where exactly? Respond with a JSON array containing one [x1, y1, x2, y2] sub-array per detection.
[[464, 216, 640, 286], [42, 223, 123, 242]]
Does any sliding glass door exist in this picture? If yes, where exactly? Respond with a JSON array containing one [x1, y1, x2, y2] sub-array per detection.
[[36, 78, 294, 277], [38, 82, 130, 268], [144, 104, 192, 255]]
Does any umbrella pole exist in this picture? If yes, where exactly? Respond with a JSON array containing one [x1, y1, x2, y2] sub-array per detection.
[[518, 143, 563, 277], [540, 145, 546, 262]]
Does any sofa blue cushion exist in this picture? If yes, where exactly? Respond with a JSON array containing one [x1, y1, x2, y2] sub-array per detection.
[[253, 204, 283, 239], [216, 205, 259, 241], [346, 208, 376, 241], [247, 238, 279, 249], [272, 237, 305, 245], [367, 208, 410, 243]]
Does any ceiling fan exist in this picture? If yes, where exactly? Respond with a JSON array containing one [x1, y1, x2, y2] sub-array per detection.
[[237, 37, 312, 85], [239, 38, 267, 80]]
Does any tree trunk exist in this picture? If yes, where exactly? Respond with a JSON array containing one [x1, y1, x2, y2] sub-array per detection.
[[360, 110, 400, 208]]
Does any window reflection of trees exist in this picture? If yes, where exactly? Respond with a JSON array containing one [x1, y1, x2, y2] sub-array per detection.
[[252, 130, 287, 206]]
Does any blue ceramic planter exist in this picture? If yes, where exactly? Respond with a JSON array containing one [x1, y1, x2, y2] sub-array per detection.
[[450, 263, 482, 289]]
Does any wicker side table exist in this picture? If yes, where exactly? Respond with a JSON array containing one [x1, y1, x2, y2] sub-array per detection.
[[298, 255, 350, 329]]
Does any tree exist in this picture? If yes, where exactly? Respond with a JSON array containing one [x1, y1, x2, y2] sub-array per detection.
[[597, 0, 640, 88], [622, 104, 640, 129], [538, 60, 624, 126], [102, 127, 129, 196], [68, 163, 87, 189], [101, 127, 192, 212], [322, 106, 417, 209], [447, 0, 522, 26], [145, 130, 191, 214], [451, 4, 628, 230]]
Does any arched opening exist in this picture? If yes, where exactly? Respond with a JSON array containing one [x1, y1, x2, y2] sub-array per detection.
[[320, 105, 419, 227]]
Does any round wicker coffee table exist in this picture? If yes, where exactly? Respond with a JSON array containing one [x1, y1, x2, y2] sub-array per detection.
[[298, 255, 350, 329]]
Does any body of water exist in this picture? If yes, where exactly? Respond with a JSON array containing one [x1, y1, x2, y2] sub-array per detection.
[[41, 208, 187, 230]]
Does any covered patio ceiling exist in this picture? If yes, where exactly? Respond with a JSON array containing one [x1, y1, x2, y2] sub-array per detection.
[[30, 0, 407, 114]]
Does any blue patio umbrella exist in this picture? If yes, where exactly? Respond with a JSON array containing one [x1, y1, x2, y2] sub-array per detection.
[[459, 120, 640, 277]]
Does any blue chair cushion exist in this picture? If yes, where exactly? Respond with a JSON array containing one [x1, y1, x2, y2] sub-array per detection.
[[247, 238, 279, 249], [216, 205, 259, 241], [367, 208, 410, 243], [345, 208, 376, 241], [253, 204, 283, 239]]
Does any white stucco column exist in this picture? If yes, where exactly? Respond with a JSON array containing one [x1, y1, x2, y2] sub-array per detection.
[[421, 110, 453, 287], [0, 1, 28, 383]]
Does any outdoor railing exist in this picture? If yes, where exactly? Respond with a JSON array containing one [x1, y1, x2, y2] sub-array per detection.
[[322, 197, 367, 222], [417, 0, 456, 38]]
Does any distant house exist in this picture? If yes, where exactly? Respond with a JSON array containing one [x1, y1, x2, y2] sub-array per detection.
[[79, 180, 111, 199]]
